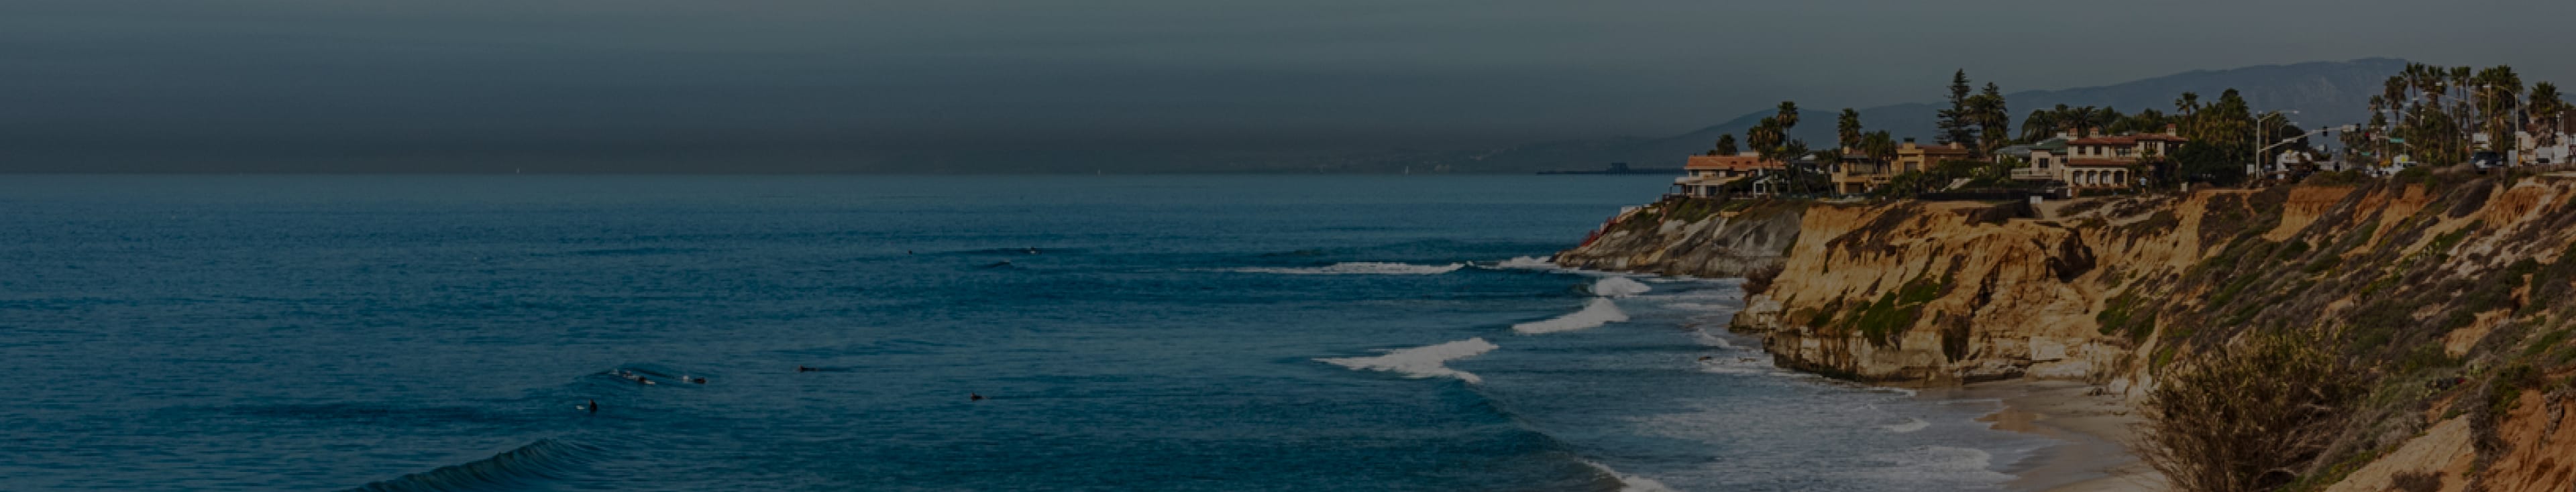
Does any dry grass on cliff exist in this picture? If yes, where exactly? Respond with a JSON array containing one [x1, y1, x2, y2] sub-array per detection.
[[2137, 329, 2369, 492]]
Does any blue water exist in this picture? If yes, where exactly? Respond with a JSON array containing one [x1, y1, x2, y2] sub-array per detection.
[[1, 176, 2050, 491]]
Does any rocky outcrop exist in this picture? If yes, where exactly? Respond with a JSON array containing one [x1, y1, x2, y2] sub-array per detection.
[[1553, 198, 1804, 278]]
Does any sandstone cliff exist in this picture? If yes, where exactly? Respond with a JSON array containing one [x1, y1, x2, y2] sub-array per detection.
[[1563, 170, 2576, 490]]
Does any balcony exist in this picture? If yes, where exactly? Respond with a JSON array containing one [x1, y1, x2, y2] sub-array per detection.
[[2010, 168, 2054, 180]]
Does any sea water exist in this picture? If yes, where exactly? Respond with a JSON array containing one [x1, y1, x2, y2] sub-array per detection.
[[0, 176, 2053, 491]]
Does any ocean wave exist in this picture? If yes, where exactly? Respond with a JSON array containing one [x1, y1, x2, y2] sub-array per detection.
[[1316, 338, 1499, 384], [1882, 418, 1931, 433], [1582, 460, 1678, 492], [1658, 302, 1735, 312], [347, 438, 602, 492], [195, 402, 524, 428], [1237, 262, 1466, 275], [1694, 355, 1778, 375], [1590, 277, 1652, 297], [1847, 446, 2016, 485], [1690, 331, 1740, 350], [1489, 255, 1561, 270], [1513, 298, 1629, 334]]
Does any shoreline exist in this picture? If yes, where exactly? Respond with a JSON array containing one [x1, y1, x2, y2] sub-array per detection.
[[1919, 379, 2167, 491]]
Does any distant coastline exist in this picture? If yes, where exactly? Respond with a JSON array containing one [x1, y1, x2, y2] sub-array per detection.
[[1535, 162, 1682, 175]]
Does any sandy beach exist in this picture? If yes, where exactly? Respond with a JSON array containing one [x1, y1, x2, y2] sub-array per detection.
[[1921, 379, 2169, 491]]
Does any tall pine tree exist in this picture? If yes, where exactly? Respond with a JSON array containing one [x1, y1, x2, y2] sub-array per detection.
[[1935, 70, 1978, 147]]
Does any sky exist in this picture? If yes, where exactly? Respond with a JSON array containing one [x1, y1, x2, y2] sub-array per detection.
[[5, 0, 2573, 172]]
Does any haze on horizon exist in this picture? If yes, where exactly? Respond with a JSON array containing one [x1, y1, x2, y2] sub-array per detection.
[[6, 1, 2572, 173]]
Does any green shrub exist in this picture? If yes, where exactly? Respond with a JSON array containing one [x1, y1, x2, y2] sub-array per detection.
[[2304, 256, 2343, 275], [1846, 275, 1945, 347], [2140, 328, 2368, 492]]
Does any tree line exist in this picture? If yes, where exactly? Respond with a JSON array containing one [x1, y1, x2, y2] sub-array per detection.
[[1699, 64, 2570, 198]]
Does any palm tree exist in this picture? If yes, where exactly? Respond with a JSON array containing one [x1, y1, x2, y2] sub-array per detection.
[[1748, 117, 1783, 156], [2021, 109, 2058, 142], [1711, 134, 1738, 156], [2174, 92, 2200, 119], [2091, 107, 2125, 135], [1837, 109, 1864, 151], [2065, 106, 2098, 136], [2531, 82, 2565, 145], [1774, 101, 1801, 137], [2473, 66, 2523, 148]]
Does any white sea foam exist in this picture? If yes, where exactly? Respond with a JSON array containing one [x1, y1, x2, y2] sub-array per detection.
[[1659, 302, 1735, 311], [1850, 446, 2016, 485], [1882, 418, 1931, 433], [1591, 277, 1652, 297], [1690, 331, 1740, 350], [1868, 386, 1920, 397], [1582, 460, 1678, 492], [1238, 262, 1464, 275], [1694, 355, 1778, 375], [1491, 255, 1560, 270], [1513, 298, 1629, 334], [1316, 338, 1499, 384]]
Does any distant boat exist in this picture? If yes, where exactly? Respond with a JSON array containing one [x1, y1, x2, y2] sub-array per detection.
[[1538, 162, 1683, 175]]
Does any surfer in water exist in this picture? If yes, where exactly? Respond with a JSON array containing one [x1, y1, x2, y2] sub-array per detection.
[[797, 365, 817, 373], [969, 393, 985, 402], [586, 399, 599, 414]]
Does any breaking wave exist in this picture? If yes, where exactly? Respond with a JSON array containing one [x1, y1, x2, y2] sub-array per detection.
[[1513, 298, 1629, 334], [1238, 262, 1466, 275], [347, 438, 602, 492], [1589, 277, 1652, 297], [1582, 460, 1678, 492], [1490, 256, 1561, 270], [1882, 418, 1931, 433], [1316, 338, 1499, 384], [1847, 446, 2015, 485]]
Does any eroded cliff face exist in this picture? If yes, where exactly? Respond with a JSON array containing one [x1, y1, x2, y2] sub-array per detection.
[[1564, 172, 2576, 489], [1553, 198, 1804, 278], [1742, 200, 2138, 384]]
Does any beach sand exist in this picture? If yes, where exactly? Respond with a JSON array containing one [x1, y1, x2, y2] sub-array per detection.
[[1922, 379, 2169, 491]]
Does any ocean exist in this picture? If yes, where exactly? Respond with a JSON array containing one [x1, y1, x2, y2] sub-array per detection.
[[0, 175, 2053, 491]]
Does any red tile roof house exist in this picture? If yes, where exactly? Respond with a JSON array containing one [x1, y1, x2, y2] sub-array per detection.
[[1673, 153, 1787, 198], [2050, 131, 2186, 191]]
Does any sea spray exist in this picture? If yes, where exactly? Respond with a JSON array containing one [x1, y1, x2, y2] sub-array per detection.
[[1590, 277, 1652, 297], [1582, 460, 1679, 492], [1316, 338, 1500, 383], [1881, 418, 1931, 433], [1513, 298, 1629, 334]]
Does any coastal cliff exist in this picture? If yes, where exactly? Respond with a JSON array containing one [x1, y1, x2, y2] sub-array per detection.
[[1565, 170, 2576, 490], [1553, 199, 1804, 278]]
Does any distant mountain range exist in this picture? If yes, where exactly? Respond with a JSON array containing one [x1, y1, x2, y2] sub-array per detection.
[[1440, 58, 2408, 173]]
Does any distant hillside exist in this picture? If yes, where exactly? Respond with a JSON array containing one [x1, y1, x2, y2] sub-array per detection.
[[1445, 58, 2408, 173]]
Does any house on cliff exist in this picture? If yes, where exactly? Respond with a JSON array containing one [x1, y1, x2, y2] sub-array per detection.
[[1893, 139, 1970, 175], [1674, 153, 1786, 198], [2004, 129, 2186, 192], [1826, 149, 1887, 194], [1825, 139, 1967, 195]]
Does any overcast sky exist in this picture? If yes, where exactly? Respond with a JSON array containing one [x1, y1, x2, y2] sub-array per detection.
[[5, 1, 2572, 171]]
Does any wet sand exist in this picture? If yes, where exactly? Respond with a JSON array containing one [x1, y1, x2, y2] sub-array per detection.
[[1923, 379, 2168, 491]]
